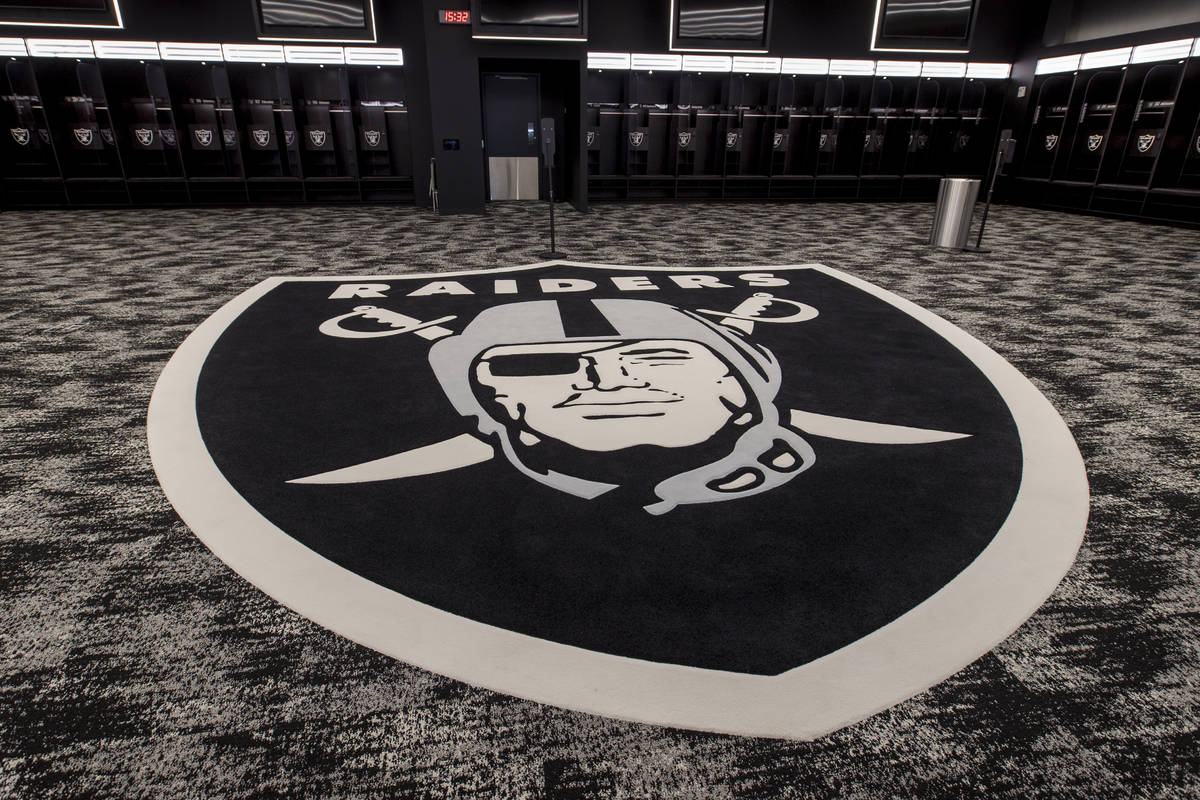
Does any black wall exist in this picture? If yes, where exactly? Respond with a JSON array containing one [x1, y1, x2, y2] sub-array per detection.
[[1043, 0, 1200, 47]]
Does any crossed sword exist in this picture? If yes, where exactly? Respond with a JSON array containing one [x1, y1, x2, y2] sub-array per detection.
[[291, 294, 970, 486]]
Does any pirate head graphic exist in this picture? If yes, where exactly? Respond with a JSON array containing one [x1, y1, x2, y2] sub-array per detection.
[[1087, 133, 1103, 152], [364, 129, 382, 147], [10, 127, 30, 146], [1045, 133, 1059, 150], [253, 128, 271, 147], [134, 128, 155, 147], [421, 297, 815, 514], [149, 262, 1088, 740], [628, 130, 644, 148], [585, 130, 596, 147]]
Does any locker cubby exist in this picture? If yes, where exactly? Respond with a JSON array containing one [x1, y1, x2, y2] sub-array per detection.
[[1, 59, 65, 206], [102, 61, 188, 204], [35, 59, 129, 205], [290, 65, 360, 202], [351, 66, 413, 201], [228, 64, 303, 204], [166, 63, 247, 204]]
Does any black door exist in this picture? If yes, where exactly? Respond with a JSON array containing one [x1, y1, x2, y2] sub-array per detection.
[[482, 72, 541, 199]]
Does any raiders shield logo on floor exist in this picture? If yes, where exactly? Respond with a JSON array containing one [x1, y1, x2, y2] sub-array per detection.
[[148, 262, 1088, 739]]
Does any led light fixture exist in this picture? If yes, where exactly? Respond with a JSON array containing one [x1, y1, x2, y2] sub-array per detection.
[[874, 60, 921, 77], [1079, 47, 1131, 70], [682, 54, 732, 72], [93, 39, 159, 60], [25, 38, 95, 58], [1035, 54, 1080, 75], [158, 42, 224, 61], [1129, 39, 1193, 64], [630, 53, 682, 71], [780, 57, 829, 75], [829, 59, 875, 76], [0, 36, 26, 56], [587, 51, 631, 70], [222, 43, 286, 63], [284, 44, 345, 64], [966, 62, 1010, 79], [343, 46, 402, 66], [921, 61, 966, 78], [732, 55, 781, 74]]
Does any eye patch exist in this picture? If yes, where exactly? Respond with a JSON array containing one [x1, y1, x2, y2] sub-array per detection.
[[484, 353, 583, 377]]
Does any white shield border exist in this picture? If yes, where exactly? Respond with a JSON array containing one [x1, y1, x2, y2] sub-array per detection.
[[147, 261, 1088, 740]]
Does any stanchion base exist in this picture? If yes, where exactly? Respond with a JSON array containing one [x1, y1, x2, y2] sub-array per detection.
[[543, 251, 567, 259], [961, 245, 992, 253]]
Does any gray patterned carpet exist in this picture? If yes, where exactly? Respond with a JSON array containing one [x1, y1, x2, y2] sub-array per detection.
[[1, 200, 1198, 799]]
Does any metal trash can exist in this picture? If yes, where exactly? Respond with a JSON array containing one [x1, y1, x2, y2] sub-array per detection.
[[929, 178, 981, 249]]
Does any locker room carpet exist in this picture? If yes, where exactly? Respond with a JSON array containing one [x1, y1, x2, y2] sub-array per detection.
[[1, 201, 1198, 799]]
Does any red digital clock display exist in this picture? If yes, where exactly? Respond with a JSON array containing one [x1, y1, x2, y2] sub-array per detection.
[[439, 9, 470, 24]]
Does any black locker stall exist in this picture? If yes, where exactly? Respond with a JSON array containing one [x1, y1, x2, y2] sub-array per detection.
[[1, 54, 411, 208], [290, 65, 359, 201], [1013, 52, 1200, 226], [103, 61, 187, 204], [35, 59, 128, 205], [859, 77, 903, 200], [228, 64, 302, 203], [1, 59, 64, 205], [351, 67, 413, 202], [901, 78, 950, 200]]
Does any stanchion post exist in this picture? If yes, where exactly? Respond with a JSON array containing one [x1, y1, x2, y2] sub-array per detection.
[[540, 117, 563, 258], [963, 134, 1014, 253]]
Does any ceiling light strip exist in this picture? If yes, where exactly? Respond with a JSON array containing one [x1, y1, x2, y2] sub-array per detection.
[[829, 59, 875, 76], [681, 54, 731, 72], [222, 43, 286, 63], [874, 60, 921, 77], [921, 61, 966, 78], [1035, 54, 1081, 75], [93, 39, 160, 60], [284, 45, 345, 64], [587, 51, 630, 70], [630, 53, 682, 71], [732, 56, 781, 74], [966, 62, 1010, 79], [1079, 47, 1131, 70], [781, 57, 829, 75], [343, 47, 403, 66], [0, 36, 26, 57], [25, 38, 95, 58], [158, 41, 224, 61], [1129, 38, 1193, 64]]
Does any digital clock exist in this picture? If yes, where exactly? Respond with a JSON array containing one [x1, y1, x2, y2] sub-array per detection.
[[439, 9, 470, 24]]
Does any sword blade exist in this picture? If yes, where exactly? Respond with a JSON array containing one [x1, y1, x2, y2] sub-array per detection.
[[790, 410, 971, 445], [287, 434, 494, 484]]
